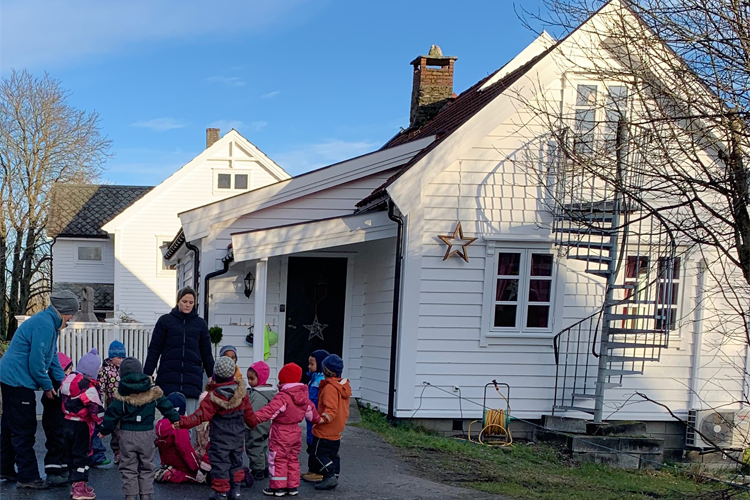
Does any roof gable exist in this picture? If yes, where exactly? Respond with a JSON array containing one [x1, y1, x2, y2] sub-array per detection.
[[48, 184, 153, 238], [101, 129, 290, 233]]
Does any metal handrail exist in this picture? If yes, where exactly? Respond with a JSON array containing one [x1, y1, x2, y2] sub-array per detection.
[[552, 308, 604, 365]]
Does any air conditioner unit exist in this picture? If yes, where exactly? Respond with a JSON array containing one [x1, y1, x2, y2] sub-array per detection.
[[686, 408, 750, 449]]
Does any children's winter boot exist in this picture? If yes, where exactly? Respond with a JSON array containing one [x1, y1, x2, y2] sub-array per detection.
[[70, 481, 96, 500], [287, 487, 299, 496], [228, 482, 241, 500], [314, 475, 338, 490], [125, 496, 137, 500], [209, 490, 229, 500], [140, 494, 152, 500]]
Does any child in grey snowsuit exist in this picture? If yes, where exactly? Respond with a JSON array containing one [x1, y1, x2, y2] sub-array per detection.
[[245, 361, 277, 479], [99, 357, 180, 500]]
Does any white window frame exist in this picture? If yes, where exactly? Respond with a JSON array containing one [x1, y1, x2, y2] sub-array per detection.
[[212, 169, 251, 195], [75, 243, 105, 266], [481, 238, 565, 343], [565, 78, 632, 152]]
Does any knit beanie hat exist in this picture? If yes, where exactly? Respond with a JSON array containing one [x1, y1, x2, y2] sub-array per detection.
[[249, 361, 270, 386], [167, 392, 187, 416], [322, 354, 344, 378], [57, 352, 73, 372], [119, 357, 143, 378], [108, 340, 127, 359], [50, 290, 79, 315], [278, 363, 302, 385], [310, 349, 330, 374], [219, 345, 237, 358], [76, 348, 101, 379], [214, 356, 236, 382]]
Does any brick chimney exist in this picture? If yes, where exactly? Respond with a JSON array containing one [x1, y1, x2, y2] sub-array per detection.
[[206, 128, 220, 149], [409, 45, 457, 129]]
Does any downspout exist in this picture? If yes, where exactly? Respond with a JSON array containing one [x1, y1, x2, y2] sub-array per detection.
[[49, 236, 58, 295], [688, 259, 707, 410], [387, 200, 404, 423], [203, 253, 232, 322], [185, 241, 200, 292]]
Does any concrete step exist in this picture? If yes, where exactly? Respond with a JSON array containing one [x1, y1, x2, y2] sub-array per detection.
[[552, 405, 596, 414], [542, 415, 589, 433]]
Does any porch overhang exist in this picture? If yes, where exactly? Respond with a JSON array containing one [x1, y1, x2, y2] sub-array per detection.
[[231, 211, 396, 262]]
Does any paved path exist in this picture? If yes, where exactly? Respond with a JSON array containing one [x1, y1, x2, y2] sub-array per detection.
[[0, 424, 491, 500]]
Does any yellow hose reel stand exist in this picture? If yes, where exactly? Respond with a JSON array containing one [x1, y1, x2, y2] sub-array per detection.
[[468, 380, 512, 447]]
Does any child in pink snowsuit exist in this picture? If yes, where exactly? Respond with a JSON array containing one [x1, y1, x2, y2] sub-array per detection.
[[254, 363, 320, 497]]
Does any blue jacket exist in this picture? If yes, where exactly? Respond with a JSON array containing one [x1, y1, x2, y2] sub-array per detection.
[[0, 306, 66, 391]]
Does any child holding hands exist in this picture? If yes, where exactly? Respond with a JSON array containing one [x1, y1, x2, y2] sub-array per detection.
[[179, 356, 257, 500], [99, 357, 180, 500], [255, 363, 320, 497]]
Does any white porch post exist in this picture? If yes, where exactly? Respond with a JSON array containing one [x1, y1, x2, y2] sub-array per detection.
[[253, 258, 268, 363]]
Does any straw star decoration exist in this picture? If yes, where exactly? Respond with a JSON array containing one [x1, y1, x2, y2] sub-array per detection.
[[438, 222, 477, 263]]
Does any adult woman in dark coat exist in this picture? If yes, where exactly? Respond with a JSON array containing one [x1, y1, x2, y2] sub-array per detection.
[[144, 287, 214, 413]]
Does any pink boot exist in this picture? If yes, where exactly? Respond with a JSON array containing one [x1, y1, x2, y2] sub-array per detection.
[[70, 481, 96, 500]]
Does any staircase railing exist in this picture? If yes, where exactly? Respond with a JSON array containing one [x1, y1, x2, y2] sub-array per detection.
[[552, 308, 603, 415]]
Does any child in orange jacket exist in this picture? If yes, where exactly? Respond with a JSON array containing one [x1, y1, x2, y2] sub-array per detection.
[[310, 355, 351, 491]]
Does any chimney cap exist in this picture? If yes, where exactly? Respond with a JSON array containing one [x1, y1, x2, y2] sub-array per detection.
[[411, 44, 457, 66]]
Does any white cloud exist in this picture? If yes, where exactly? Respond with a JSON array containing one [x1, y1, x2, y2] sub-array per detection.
[[205, 76, 246, 87], [274, 139, 378, 175], [262, 90, 281, 99], [209, 120, 268, 133], [131, 117, 190, 131], [0, 0, 309, 70]]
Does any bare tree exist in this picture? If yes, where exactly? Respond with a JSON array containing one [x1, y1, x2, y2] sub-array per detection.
[[1, 69, 111, 339]]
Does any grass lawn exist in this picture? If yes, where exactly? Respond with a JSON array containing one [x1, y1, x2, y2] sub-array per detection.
[[356, 407, 747, 500]]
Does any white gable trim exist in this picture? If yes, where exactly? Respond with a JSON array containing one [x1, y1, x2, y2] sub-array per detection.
[[102, 130, 290, 233], [180, 136, 435, 241], [231, 211, 395, 262]]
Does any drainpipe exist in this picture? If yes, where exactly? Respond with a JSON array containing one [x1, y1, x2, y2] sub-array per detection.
[[186, 241, 201, 292], [387, 201, 404, 423], [203, 254, 232, 322], [688, 259, 707, 410]]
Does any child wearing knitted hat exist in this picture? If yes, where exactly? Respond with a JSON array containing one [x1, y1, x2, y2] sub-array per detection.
[[178, 356, 258, 500], [301, 349, 329, 483], [60, 348, 105, 500], [254, 363, 321, 497], [95, 340, 127, 464], [245, 361, 277, 480], [99, 357, 180, 500], [41, 352, 74, 486], [310, 354, 351, 491]]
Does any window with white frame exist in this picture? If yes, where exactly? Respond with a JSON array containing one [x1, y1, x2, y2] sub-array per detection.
[[621, 255, 681, 332], [491, 250, 555, 331], [572, 83, 629, 154], [157, 239, 176, 274], [215, 171, 250, 191], [76, 245, 103, 263]]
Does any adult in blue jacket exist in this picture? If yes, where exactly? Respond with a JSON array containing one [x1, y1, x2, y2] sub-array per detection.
[[143, 287, 214, 414], [0, 290, 79, 489]]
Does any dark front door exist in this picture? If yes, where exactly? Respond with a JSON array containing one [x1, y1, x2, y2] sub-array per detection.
[[284, 257, 347, 379]]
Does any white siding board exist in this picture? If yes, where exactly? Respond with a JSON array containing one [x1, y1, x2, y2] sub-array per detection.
[[53, 239, 115, 285]]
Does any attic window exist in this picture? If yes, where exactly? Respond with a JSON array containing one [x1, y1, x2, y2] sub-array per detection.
[[217, 174, 232, 189], [235, 174, 248, 190]]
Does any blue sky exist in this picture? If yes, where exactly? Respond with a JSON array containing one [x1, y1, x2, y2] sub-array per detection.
[[1, 0, 544, 186]]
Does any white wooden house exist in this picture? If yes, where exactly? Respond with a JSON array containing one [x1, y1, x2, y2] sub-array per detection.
[[164, 1, 746, 452], [49, 129, 290, 322]]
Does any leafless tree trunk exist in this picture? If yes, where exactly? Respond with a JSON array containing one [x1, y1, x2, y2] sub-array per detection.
[[0, 69, 111, 339]]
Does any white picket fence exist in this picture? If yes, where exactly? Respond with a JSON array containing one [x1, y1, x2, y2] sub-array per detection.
[[59, 322, 155, 369], [15, 316, 154, 368]]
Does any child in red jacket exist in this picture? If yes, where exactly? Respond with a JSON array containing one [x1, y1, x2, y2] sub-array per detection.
[[255, 363, 320, 497], [154, 392, 210, 484], [61, 348, 105, 500], [178, 356, 257, 500]]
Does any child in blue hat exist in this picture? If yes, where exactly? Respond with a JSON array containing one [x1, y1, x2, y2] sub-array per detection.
[[92, 340, 127, 466]]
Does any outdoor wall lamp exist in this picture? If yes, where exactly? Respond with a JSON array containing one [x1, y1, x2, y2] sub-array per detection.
[[244, 271, 255, 298]]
